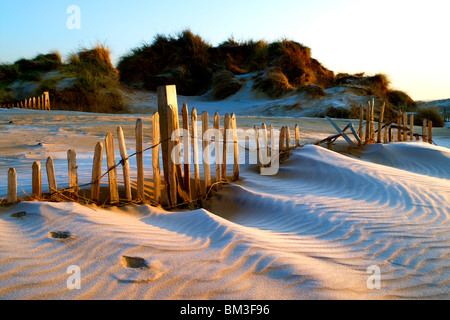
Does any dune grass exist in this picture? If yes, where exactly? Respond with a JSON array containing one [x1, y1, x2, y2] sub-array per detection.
[[117, 30, 335, 99], [212, 69, 243, 100], [50, 43, 127, 113], [118, 29, 212, 96], [415, 107, 445, 127], [252, 68, 295, 98]]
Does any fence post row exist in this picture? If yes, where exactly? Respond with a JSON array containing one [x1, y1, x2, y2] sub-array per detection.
[[4, 90, 437, 208], [355, 100, 431, 145], [1, 92, 51, 110]]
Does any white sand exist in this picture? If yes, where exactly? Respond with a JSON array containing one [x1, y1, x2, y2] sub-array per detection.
[[0, 91, 449, 300]]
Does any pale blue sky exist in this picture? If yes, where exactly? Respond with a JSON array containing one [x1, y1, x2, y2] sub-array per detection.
[[1, 0, 449, 100]]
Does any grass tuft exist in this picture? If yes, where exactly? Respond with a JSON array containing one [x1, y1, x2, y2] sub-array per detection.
[[212, 69, 242, 100], [253, 68, 294, 98], [415, 107, 445, 127]]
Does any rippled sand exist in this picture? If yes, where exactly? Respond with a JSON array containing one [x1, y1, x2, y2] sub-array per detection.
[[1, 142, 449, 299]]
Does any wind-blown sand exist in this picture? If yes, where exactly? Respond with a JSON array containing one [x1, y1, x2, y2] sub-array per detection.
[[0, 93, 449, 299]]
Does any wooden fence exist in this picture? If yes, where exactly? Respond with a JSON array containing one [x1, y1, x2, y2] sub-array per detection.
[[3, 90, 435, 209], [317, 99, 434, 150], [0, 91, 50, 110]]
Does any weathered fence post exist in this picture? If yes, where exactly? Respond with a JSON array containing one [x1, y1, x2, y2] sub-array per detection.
[[67, 149, 78, 196], [44, 91, 50, 110], [377, 102, 385, 143], [295, 124, 300, 147], [135, 119, 145, 202], [32, 161, 42, 199], [117, 127, 132, 202], [365, 103, 370, 144], [285, 126, 291, 150], [214, 112, 221, 189], [167, 105, 178, 207], [191, 108, 201, 198], [202, 111, 211, 196], [7, 168, 17, 204], [409, 114, 414, 141], [422, 119, 428, 143], [403, 112, 409, 141], [384, 124, 388, 144], [105, 133, 119, 204], [396, 115, 401, 142], [182, 104, 191, 197], [428, 120, 433, 144], [152, 112, 161, 205], [46, 156, 57, 194], [279, 126, 286, 154], [327, 140, 333, 150], [370, 99, 375, 141], [222, 113, 231, 181], [254, 125, 261, 168], [91, 142, 103, 204], [269, 125, 274, 158], [231, 113, 239, 181], [157, 85, 179, 201], [263, 123, 270, 158]]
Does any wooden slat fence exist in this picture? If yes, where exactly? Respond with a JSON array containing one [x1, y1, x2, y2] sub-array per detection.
[[0, 92, 50, 110], [3, 88, 435, 208]]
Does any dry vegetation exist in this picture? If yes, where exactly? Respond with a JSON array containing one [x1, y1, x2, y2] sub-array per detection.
[[2, 29, 420, 116], [416, 107, 445, 127], [1, 44, 127, 113], [117, 30, 335, 98], [334, 72, 418, 120], [211, 69, 243, 100]]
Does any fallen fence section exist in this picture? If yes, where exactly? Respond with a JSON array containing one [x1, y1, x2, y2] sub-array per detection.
[[318, 99, 433, 150]]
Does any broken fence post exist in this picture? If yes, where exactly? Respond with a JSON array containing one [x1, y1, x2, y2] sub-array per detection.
[[117, 127, 132, 202], [7, 168, 17, 204], [105, 133, 119, 204], [91, 142, 103, 204], [32, 161, 42, 199], [46, 156, 57, 194], [67, 149, 78, 196]]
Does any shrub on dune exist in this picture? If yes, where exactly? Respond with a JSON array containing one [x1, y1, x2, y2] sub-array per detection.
[[297, 84, 326, 98], [118, 29, 212, 96], [14, 51, 62, 74], [267, 40, 334, 88], [253, 68, 294, 98], [212, 69, 243, 100], [53, 43, 127, 113], [386, 90, 417, 111], [415, 107, 444, 127], [360, 73, 391, 95], [0, 63, 20, 84]]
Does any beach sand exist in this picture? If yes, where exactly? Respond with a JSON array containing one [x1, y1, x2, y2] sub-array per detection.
[[0, 97, 449, 300]]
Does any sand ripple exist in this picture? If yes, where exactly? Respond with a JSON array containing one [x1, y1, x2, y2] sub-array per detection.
[[0, 144, 449, 299]]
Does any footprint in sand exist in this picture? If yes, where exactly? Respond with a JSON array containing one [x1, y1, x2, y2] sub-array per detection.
[[121, 256, 148, 269], [10, 211, 27, 218], [118, 256, 163, 284], [48, 231, 72, 240]]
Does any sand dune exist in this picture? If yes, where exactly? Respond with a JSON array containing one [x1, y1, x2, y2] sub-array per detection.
[[1, 142, 449, 300]]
